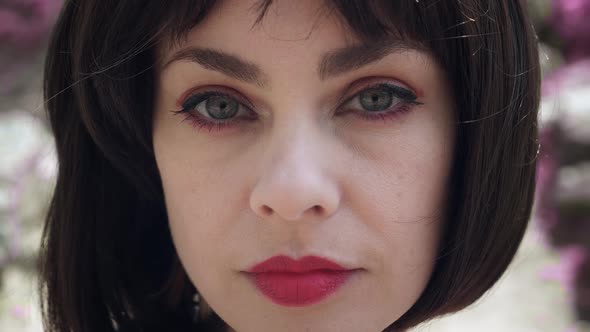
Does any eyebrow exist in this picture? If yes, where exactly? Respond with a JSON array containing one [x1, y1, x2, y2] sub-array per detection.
[[161, 40, 422, 88]]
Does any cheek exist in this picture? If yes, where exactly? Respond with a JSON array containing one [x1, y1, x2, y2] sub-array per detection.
[[349, 121, 453, 228], [156, 151, 232, 241], [152, 131, 223, 256], [352, 147, 448, 263], [357, 167, 446, 308], [347, 114, 452, 292], [153, 149, 240, 293]]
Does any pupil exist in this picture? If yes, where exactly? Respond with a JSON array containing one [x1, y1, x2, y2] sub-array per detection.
[[360, 88, 393, 112], [205, 95, 238, 119]]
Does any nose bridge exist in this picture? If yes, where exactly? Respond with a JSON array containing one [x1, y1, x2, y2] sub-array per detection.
[[271, 114, 316, 172], [249, 113, 339, 222]]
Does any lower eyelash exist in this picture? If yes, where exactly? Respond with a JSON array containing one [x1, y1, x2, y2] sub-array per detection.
[[178, 113, 240, 133], [353, 102, 418, 123]]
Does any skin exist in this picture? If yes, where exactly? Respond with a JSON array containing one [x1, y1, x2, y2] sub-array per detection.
[[153, 1, 456, 331]]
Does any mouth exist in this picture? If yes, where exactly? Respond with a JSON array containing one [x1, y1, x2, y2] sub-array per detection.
[[242, 255, 362, 307]]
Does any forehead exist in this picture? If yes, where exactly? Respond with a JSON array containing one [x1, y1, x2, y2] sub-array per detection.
[[156, 0, 431, 90], [207, 0, 350, 42], [158, 0, 360, 64]]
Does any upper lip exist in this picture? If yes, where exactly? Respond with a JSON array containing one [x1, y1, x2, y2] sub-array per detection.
[[246, 255, 354, 273]]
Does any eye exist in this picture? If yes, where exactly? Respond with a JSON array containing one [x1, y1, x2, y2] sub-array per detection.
[[338, 82, 422, 123], [187, 92, 245, 120], [171, 90, 257, 133]]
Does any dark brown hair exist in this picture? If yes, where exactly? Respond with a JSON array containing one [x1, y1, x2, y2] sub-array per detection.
[[38, 1, 541, 331]]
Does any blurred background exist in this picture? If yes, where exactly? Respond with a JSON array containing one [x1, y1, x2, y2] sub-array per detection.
[[0, 0, 589, 331]]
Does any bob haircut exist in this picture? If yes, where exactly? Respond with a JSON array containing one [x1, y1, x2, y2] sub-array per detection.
[[38, 0, 541, 331]]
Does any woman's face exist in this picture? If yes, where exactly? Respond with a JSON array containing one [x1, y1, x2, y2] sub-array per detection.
[[153, 1, 455, 331]]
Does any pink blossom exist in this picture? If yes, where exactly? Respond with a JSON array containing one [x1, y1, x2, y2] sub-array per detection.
[[0, 0, 62, 94], [0, 0, 63, 50], [551, 0, 590, 61], [540, 246, 588, 300]]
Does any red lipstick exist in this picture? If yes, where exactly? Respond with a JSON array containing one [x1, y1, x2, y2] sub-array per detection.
[[244, 255, 359, 307]]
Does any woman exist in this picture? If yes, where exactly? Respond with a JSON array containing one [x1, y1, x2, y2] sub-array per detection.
[[37, 1, 541, 331]]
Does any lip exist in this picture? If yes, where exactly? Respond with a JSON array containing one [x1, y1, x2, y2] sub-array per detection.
[[243, 255, 360, 307]]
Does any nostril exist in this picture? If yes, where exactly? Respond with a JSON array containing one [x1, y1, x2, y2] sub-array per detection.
[[261, 205, 273, 216], [257, 205, 325, 220]]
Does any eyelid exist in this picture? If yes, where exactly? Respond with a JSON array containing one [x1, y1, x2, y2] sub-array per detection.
[[345, 77, 418, 99], [176, 85, 255, 110]]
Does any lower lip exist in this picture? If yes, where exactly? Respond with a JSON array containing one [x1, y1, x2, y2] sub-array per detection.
[[245, 270, 358, 307]]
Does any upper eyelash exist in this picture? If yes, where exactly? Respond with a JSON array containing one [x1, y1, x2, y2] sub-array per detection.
[[173, 90, 252, 117], [338, 83, 420, 109], [172, 82, 422, 126]]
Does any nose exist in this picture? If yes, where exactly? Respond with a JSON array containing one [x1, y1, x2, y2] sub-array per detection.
[[249, 123, 340, 222]]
